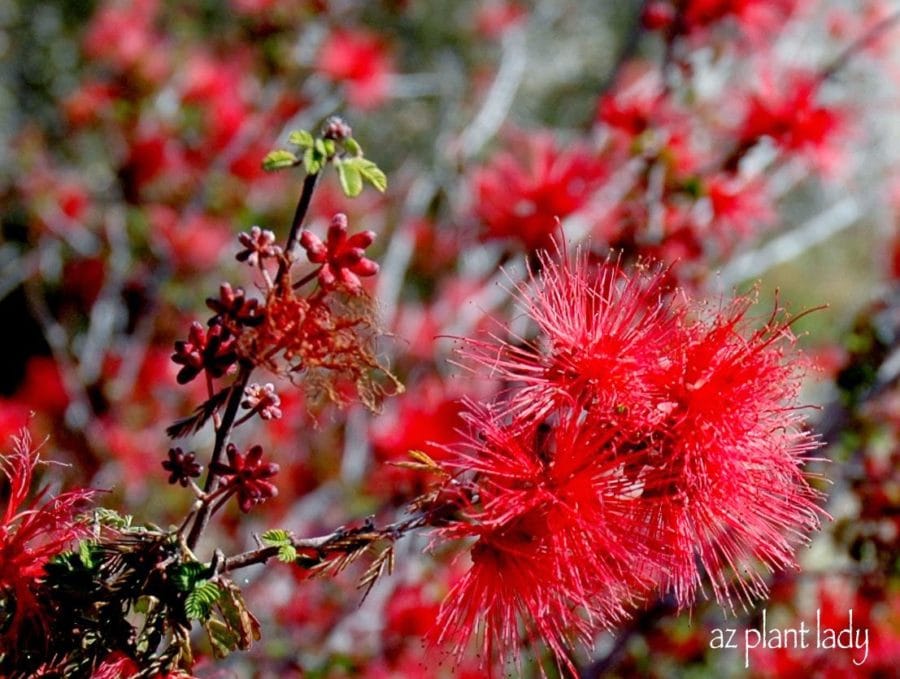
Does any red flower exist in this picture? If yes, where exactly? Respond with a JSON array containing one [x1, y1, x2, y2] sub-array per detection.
[[316, 29, 394, 109], [463, 250, 683, 430], [436, 250, 824, 668], [299, 213, 379, 291], [82, 0, 169, 82], [0, 430, 93, 651], [644, 296, 825, 609], [433, 403, 645, 673], [642, 0, 802, 42], [211, 443, 279, 513], [475, 1, 527, 39], [739, 72, 844, 171], [472, 134, 608, 251], [706, 174, 774, 237]]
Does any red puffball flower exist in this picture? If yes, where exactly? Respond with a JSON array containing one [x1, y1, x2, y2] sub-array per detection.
[[739, 72, 844, 172], [464, 250, 683, 431], [0, 430, 93, 651], [316, 29, 394, 109], [211, 443, 279, 513], [432, 403, 648, 674], [706, 173, 775, 238], [472, 134, 608, 251], [641, 295, 825, 610], [299, 213, 379, 292], [435, 248, 825, 670]]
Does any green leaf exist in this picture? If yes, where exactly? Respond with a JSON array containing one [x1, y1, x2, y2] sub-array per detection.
[[322, 138, 336, 156], [343, 137, 362, 156], [355, 158, 388, 193], [185, 580, 221, 621], [288, 129, 314, 148], [277, 544, 298, 563], [78, 540, 95, 568], [262, 149, 298, 172], [172, 561, 209, 592], [92, 507, 133, 529], [303, 147, 322, 174], [261, 528, 292, 546], [336, 160, 364, 198], [314, 138, 327, 156]]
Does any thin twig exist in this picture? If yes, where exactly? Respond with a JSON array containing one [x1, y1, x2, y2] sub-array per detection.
[[820, 9, 900, 81], [186, 366, 252, 550], [277, 171, 320, 285]]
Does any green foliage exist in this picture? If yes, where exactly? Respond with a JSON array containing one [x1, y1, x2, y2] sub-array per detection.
[[277, 544, 298, 563], [171, 561, 210, 593], [78, 540, 96, 568], [185, 580, 221, 621], [347, 157, 387, 193], [261, 528, 292, 545], [91, 507, 134, 530], [262, 149, 299, 172], [336, 159, 364, 197], [268, 124, 388, 197], [261, 529, 298, 563], [288, 129, 314, 148]]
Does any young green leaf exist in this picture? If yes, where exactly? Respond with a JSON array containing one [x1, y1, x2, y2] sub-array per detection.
[[172, 561, 209, 592], [343, 137, 362, 156], [261, 528, 292, 546], [303, 147, 322, 174], [336, 160, 364, 198], [356, 158, 388, 193], [277, 544, 299, 563], [288, 129, 314, 149], [78, 540, 95, 569], [185, 580, 221, 621], [262, 149, 298, 172]]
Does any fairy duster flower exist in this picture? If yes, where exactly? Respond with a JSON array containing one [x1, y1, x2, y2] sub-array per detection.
[[435, 249, 824, 671]]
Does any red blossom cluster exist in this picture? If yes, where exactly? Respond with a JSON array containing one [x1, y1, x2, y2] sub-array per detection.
[[432, 251, 824, 671], [0, 431, 93, 656], [472, 134, 609, 251]]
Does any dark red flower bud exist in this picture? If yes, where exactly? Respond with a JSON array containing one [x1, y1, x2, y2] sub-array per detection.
[[322, 115, 352, 141], [299, 213, 379, 291], [211, 444, 279, 513], [162, 448, 202, 487], [236, 226, 283, 266], [171, 320, 238, 384], [206, 282, 265, 328]]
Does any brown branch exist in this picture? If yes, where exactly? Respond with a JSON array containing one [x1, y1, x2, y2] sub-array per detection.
[[223, 511, 433, 573], [277, 171, 320, 286], [820, 9, 900, 82], [186, 365, 252, 550]]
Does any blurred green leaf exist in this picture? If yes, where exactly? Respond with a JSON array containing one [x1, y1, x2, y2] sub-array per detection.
[[288, 130, 314, 148], [262, 149, 298, 172], [337, 160, 364, 197]]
